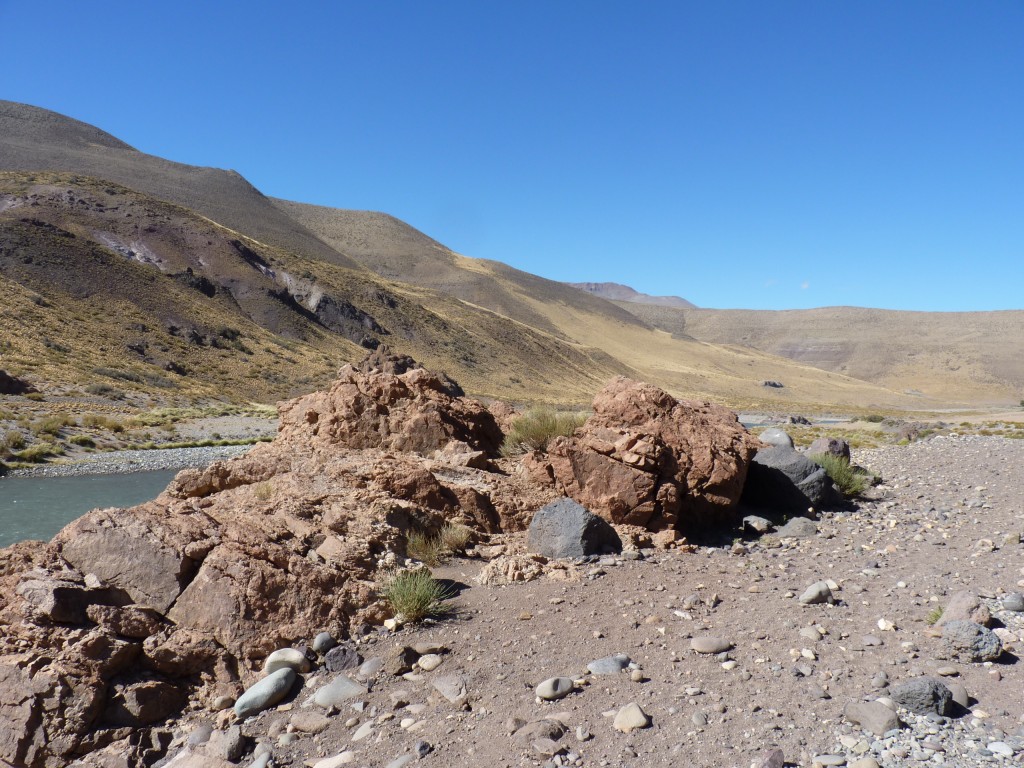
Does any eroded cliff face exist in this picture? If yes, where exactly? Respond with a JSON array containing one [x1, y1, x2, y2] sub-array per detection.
[[0, 357, 756, 767]]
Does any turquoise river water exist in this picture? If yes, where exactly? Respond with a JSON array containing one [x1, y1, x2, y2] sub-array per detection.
[[0, 470, 178, 548]]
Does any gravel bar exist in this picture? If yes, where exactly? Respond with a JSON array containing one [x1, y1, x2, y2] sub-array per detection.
[[5, 444, 254, 478]]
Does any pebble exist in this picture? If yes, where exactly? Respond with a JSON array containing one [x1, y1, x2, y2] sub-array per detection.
[[690, 636, 733, 654], [262, 647, 312, 675], [800, 581, 835, 605], [311, 752, 355, 768], [587, 654, 631, 675], [313, 631, 337, 654], [1003, 593, 1024, 612], [312, 675, 367, 708], [234, 668, 296, 719], [536, 677, 575, 701], [612, 702, 650, 732], [417, 653, 443, 671]]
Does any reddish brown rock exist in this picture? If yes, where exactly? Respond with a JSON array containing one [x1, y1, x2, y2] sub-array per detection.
[[524, 377, 759, 532], [0, 355, 553, 766]]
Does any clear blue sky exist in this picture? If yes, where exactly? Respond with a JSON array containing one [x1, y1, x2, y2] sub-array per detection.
[[3, 1, 1021, 311]]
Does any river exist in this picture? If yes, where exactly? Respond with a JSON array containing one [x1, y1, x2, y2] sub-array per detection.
[[0, 469, 178, 548]]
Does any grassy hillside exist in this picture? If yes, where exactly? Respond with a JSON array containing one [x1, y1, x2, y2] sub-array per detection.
[[619, 303, 1024, 406]]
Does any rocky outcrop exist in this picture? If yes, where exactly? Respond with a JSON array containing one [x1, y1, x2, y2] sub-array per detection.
[[524, 377, 760, 532], [0, 355, 551, 767], [277, 360, 500, 456]]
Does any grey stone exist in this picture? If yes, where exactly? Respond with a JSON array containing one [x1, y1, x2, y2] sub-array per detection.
[[742, 515, 773, 533], [759, 428, 795, 449], [587, 654, 630, 675], [890, 678, 953, 715], [206, 725, 246, 761], [756, 748, 785, 768], [812, 756, 846, 767], [312, 674, 367, 708], [807, 437, 851, 462], [799, 581, 835, 605], [844, 700, 902, 737], [313, 631, 337, 654], [324, 644, 362, 672], [235, 668, 297, 719], [187, 724, 213, 746], [248, 753, 272, 768], [385, 756, 415, 768], [742, 445, 843, 513], [690, 636, 733, 654], [103, 680, 187, 727], [777, 517, 818, 538], [513, 719, 567, 745], [942, 620, 1003, 662], [432, 674, 468, 705], [527, 498, 622, 559], [414, 741, 432, 758], [1002, 593, 1024, 612], [536, 676, 575, 701]]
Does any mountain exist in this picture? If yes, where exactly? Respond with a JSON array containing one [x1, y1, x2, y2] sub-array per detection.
[[0, 101, 358, 270], [615, 303, 1024, 405], [0, 100, 977, 410], [568, 282, 696, 309]]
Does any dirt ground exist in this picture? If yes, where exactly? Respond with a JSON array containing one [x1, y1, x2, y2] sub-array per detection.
[[156, 434, 1024, 768]]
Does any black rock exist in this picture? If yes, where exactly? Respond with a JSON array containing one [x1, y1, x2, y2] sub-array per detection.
[[891, 677, 953, 715], [527, 498, 622, 559]]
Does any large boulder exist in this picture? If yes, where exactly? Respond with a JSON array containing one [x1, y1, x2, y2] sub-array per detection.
[[806, 436, 851, 462], [527, 498, 622, 559], [524, 378, 760, 532], [741, 445, 843, 514]]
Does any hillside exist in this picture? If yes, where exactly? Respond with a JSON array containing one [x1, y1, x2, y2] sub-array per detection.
[[0, 102, 940, 412], [0, 100, 358, 270], [568, 281, 696, 308], [618, 304, 1024, 406]]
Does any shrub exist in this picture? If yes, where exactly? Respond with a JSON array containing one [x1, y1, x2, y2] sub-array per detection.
[[808, 453, 869, 497], [380, 568, 455, 623], [253, 482, 273, 501], [1, 431, 26, 454], [32, 415, 75, 436], [81, 414, 126, 433], [69, 435, 96, 448], [863, 414, 885, 423], [13, 442, 64, 463], [407, 530, 446, 566], [85, 383, 123, 398], [439, 523, 473, 554], [24, 392, 44, 401], [500, 407, 587, 456], [926, 606, 944, 625]]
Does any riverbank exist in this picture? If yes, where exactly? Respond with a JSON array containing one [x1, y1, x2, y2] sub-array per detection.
[[1, 443, 255, 478]]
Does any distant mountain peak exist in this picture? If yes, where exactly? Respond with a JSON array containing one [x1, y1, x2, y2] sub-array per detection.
[[569, 281, 696, 309]]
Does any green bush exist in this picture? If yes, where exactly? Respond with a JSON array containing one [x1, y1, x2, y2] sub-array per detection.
[[32, 415, 75, 436], [1, 431, 26, 455], [500, 407, 587, 456], [380, 568, 455, 623], [863, 414, 885, 423], [809, 453, 869, 497], [69, 435, 96, 448], [13, 442, 64, 463]]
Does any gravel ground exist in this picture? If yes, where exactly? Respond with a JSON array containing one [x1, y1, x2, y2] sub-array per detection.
[[6, 444, 255, 478], [163, 434, 1024, 768]]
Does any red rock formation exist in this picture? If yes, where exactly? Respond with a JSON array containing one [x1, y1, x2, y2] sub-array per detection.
[[524, 377, 759, 532]]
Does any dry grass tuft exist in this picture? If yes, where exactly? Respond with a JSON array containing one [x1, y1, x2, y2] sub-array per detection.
[[501, 407, 587, 457], [380, 568, 455, 623]]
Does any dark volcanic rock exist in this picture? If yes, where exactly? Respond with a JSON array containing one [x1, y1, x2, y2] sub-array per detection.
[[741, 445, 843, 513], [527, 498, 622, 559]]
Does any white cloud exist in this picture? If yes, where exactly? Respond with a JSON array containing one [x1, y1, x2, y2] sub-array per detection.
[[800, 281, 810, 290]]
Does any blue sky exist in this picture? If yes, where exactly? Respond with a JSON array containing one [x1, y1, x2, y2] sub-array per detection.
[[3, 2, 1021, 310]]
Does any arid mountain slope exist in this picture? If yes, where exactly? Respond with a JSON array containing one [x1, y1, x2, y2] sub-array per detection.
[[0, 172, 638, 404], [569, 281, 696, 308], [0, 100, 358, 269], [619, 303, 1024, 405], [0, 102, 929, 409]]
